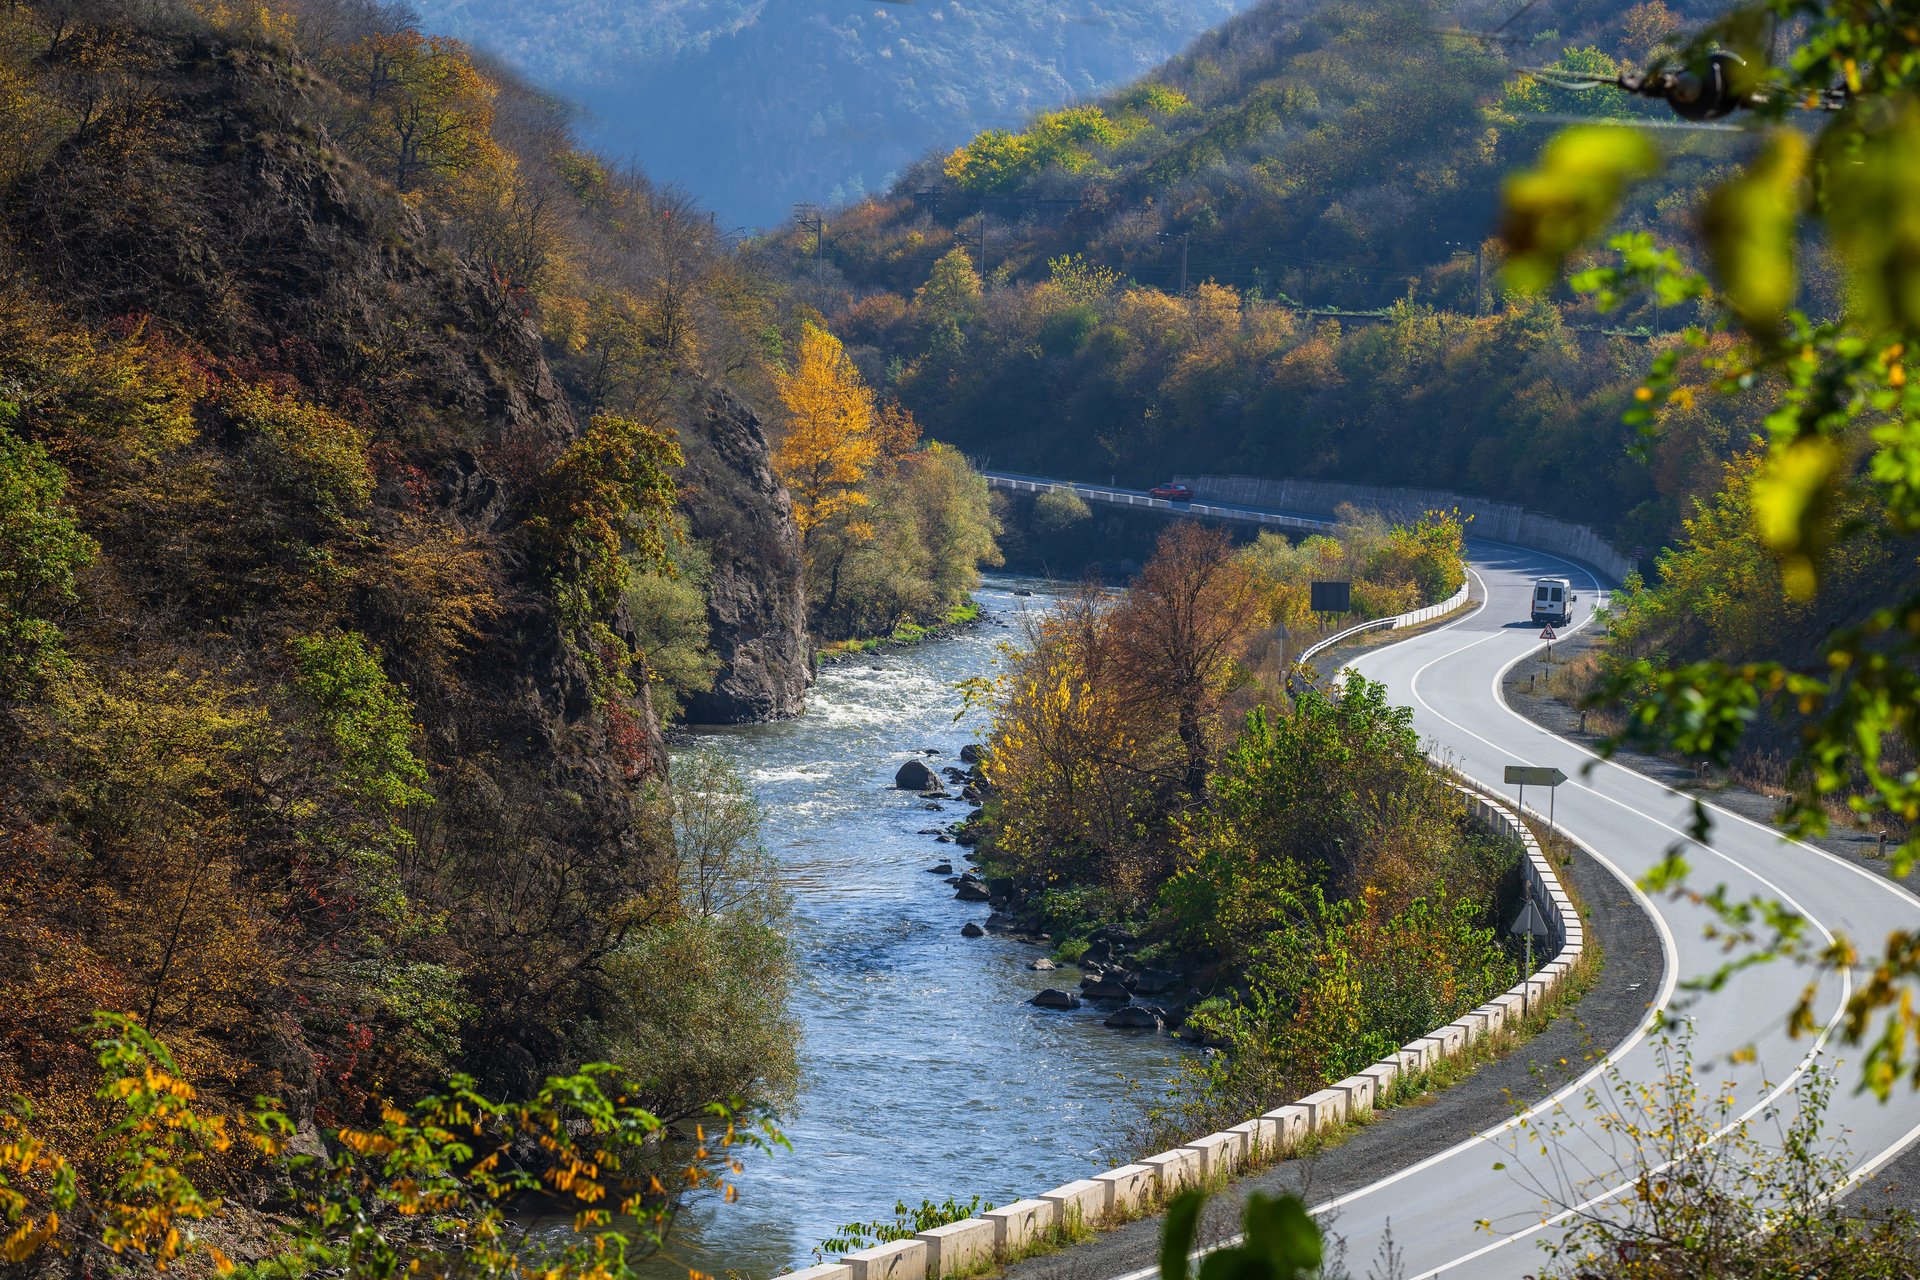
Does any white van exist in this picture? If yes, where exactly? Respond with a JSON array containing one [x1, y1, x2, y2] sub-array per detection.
[[1531, 577, 1575, 627]]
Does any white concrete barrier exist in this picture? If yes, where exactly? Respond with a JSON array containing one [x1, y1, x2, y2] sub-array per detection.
[[1227, 1116, 1279, 1163], [1300, 1088, 1348, 1130], [1094, 1164, 1158, 1215], [984, 1200, 1056, 1255], [1264, 1104, 1311, 1151], [1332, 1073, 1376, 1116], [1041, 1179, 1105, 1227], [783, 1265, 852, 1280], [844, 1239, 926, 1280], [1142, 1147, 1203, 1194], [1184, 1131, 1242, 1179], [918, 1220, 995, 1279], [1361, 1061, 1399, 1099]]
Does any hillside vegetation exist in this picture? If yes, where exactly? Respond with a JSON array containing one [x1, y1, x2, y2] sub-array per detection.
[[411, 0, 1254, 227], [0, 0, 827, 1259], [779, 0, 1845, 552]]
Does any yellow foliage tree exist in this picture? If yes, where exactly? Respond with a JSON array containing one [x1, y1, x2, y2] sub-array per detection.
[[329, 32, 501, 196], [772, 323, 877, 547]]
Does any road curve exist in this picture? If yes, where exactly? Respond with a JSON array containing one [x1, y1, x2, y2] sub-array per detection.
[[988, 476, 1920, 1279]]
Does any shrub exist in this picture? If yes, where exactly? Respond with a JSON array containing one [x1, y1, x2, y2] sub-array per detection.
[[288, 630, 431, 813], [0, 402, 95, 694], [225, 383, 373, 515]]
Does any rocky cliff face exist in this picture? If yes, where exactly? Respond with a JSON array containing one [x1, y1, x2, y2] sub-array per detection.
[[676, 386, 811, 723]]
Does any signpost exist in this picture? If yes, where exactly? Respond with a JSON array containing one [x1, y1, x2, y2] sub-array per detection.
[[1539, 623, 1557, 662], [1504, 764, 1567, 829], [1510, 899, 1550, 973]]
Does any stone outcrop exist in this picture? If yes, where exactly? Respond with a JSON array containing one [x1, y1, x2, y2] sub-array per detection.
[[677, 387, 811, 723]]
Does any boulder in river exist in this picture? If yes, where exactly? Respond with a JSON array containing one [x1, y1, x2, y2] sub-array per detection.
[[960, 743, 984, 764], [960, 922, 986, 938], [927, 862, 954, 874], [954, 878, 991, 902], [1031, 989, 1080, 1009], [1105, 1006, 1164, 1031], [1132, 968, 1181, 996], [894, 759, 941, 791], [1081, 976, 1132, 1002], [1030, 958, 1057, 971]]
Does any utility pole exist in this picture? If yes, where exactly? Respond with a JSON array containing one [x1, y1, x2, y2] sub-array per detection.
[[1179, 232, 1190, 294], [793, 203, 826, 265], [1475, 242, 1486, 317], [978, 211, 990, 283]]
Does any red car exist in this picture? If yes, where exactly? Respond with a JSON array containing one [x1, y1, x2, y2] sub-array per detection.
[[1149, 482, 1193, 501]]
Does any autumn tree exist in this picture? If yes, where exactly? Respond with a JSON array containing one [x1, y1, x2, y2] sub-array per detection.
[[1108, 523, 1261, 801], [328, 31, 500, 195], [981, 587, 1180, 900], [531, 413, 683, 615], [771, 322, 885, 626], [981, 527, 1260, 899], [773, 322, 877, 541], [912, 248, 982, 359]]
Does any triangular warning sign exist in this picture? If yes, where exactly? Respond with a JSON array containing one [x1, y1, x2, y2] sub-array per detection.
[[1511, 900, 1549, 939], [1539, 625, 1558, 641]]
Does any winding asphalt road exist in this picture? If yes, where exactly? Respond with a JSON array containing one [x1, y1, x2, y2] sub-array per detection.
[[985, 475, 1920, 1279]]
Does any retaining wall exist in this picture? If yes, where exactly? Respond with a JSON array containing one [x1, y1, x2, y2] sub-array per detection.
[[1171, 473, 1633, 582], [772, 783, 1583, 1280]]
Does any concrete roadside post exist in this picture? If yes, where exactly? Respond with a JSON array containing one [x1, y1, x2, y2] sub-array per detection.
[[916, 1220, 996, 1280], [842, 1238, 927, 1280]]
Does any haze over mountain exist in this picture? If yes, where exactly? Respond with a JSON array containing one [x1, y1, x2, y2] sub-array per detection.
[[411, 0, 1254, 228]]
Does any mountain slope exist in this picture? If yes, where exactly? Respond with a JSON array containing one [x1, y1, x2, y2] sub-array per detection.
[[413, 0, 1255, 227], [790, 0, 1777, 549], [0, 0, 804, 1192]]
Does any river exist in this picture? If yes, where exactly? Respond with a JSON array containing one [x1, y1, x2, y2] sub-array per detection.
[[657, 575, 1187, 1277]]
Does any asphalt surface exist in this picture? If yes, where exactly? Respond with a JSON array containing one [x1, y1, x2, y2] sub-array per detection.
[[982, 477, 1920, 1279]]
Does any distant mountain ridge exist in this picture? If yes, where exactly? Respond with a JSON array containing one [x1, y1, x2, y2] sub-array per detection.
[[412, 0, 1254, 227]]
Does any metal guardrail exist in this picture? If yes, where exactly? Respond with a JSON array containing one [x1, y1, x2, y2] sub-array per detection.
[[982, 473, 1338, 535], [1295, 575, 1472, 668]]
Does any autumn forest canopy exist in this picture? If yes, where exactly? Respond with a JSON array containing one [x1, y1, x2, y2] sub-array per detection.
[[2, 0, 1920, 1274]]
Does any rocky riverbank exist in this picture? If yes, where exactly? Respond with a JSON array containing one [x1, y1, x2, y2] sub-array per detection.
[[898, 744, 1218, 1043]]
